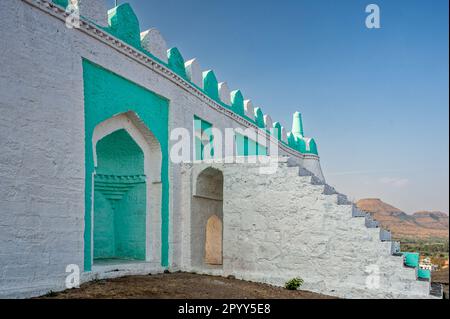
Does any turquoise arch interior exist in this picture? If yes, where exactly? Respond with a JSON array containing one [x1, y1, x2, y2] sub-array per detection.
[[83, 59, 170, 271], [94, 129, 146, 262]]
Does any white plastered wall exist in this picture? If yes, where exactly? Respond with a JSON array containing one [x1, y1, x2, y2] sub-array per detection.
[[179, 161, 432, 299]]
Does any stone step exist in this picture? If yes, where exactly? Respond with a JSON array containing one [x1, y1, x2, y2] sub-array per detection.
[[309, 174, 324, 185], [286, 160, 353, 206], [282, 166, 301, 178], [365, 214, 380, 228], [430, 283, 443, 298], [306, 176, 353, 205], [323, 183, 337, 195], [399, 265, 419, 283], [280, 158, 434, 297], [286, 157, 302, 167], [288, 165, 399, 259], [298, 167, 315, 177], [391, 241, 402, 256], [379, 228, 392, 242], [352, 206, 367, 218], [404, 280, 432, 297], [337, 193, 352, 205]]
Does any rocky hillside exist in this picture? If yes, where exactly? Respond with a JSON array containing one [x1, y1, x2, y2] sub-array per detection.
[[356, 199, 449, 240]]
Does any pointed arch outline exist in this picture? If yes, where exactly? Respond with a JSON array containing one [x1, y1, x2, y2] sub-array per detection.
[[91, 111, 162, 265]]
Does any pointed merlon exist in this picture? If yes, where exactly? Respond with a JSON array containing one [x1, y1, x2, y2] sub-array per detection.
[[108, 3, 141, 48], [141, 28, 168, 63], [185, 59, 203, 88], [287, 132, 297, 149], [292, 111, 304, 137], [230, 90, 245, 116], [167, 47, 187, 79], [254, 107, 265, 128], [273, 122, 282, 140], [203, 70, 219, 101], [307, 138, 318, 155], [264, 114, 273, 131], [287, 133, 306, 153], [218, 82, 231, 105], [244, 100, 255, 120], [296, 137, 307, 153]]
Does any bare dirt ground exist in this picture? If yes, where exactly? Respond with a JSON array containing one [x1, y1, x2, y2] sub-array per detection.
[[38, 272, 335, 299]]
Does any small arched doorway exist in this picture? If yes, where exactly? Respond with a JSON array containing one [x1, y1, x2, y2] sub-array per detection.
[[93, 129, 146, 262], [191, 168, 224, 268]]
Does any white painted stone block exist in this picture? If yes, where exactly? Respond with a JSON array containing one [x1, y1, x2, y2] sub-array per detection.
[[281, 126, 287, 143], [78, 0, 108, 27], [140, 28, 168, 63], [244, 100, 255, 120], [263, 114, 273, 130], [185, 59, 203, 88], [218, 82, 231, 105], [303, 137, 312, 152]]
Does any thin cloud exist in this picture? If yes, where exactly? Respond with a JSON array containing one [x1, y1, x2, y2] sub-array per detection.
[[378, 177, 410, 188], [328, 169, 405, 176]]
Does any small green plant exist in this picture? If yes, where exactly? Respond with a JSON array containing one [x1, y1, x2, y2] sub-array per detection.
[[285, 277, 304, 290]]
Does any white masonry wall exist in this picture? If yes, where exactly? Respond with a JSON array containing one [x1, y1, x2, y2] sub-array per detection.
[[180, 160, 432, 299], [0, 0, 324, 298]]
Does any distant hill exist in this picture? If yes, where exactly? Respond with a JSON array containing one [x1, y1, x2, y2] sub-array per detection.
[[356, 199, 449, 240]]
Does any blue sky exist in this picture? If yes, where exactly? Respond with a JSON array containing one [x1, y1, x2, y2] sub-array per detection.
[[108, 0, 449, 213]]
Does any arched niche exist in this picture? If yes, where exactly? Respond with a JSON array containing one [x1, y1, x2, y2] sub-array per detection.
[[191, 167, 224, 268]]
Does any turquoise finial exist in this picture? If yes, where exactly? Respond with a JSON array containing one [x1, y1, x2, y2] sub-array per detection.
[[292, 112, 304, 137]]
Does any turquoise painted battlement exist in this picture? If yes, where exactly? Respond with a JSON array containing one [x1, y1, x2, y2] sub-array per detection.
[[107, 3, 141, 48], [404, 252, 420, 268], [52, 0, 319, 155]]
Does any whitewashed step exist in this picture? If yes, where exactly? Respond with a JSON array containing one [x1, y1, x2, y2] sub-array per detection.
[[379, 228, 392, 241], [365, 214, 380, 228], [391, 241, 402, 255], [430, 283, 443, 298], [352, 205, 367, 217]]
